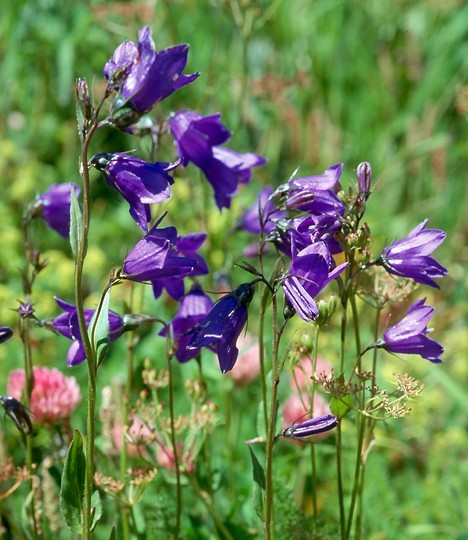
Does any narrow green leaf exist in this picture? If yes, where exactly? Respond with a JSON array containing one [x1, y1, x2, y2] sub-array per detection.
[[248, 447, 265, 520], [90, 490, 102, 531], [20, 489, 35, 540], [248, 447, 265, 490], [88, 289, 110, 364], [69, 186, 82, 257], [60, 430, 86, 534]]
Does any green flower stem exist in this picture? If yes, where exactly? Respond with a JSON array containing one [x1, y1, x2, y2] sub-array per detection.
[[264, 295, 287, 540], [165, 341, 182, 538], [19, 317, 39, 539], [186, 475, 234, 540], [75, 119, 99, 539], [258, 291, 269, 436], [310, 326, 320, 527]]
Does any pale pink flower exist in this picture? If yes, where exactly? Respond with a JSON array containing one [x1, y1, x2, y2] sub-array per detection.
[[282, 391, 332, 442], [156, 442, 194, 473], [290, 356, 332, 392], [112, 416, 153, 457], [226, 333, 261, 386], [7, 366, 81, 424]]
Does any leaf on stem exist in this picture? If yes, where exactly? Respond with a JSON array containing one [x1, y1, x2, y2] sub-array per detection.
[[60, 430, 86, 534], [88, 288, 111, 365], [69, 186, 82, 257]]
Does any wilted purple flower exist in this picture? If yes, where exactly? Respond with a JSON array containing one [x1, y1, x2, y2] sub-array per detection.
[[282, 163, 345, 217], [282, 414, 338, 439], [105, 26, 199, 127], [188, 282, 255, 373], [122, 224, 206, 300], [375, 299, 443, 363], [90, 152, 174, 232], [53, 298, 125, 367], [170, 110, 266, 210], [282, 242, 348, 322], [36, 183, 81, 238], [160, 285, 213, 362], [15, 301, 35, 320], [377, 219, 447, 288], [0, 327, 13, 344], [242, 186, 285, 235]]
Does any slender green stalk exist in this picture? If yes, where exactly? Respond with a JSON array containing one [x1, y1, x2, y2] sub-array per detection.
[[19, 317, 39, 539], [264, 295, 288, 540], [186, 475, 234, 540], [74, 116, 100, 539], [310, 326, 319, 526], [165, 342, 182, 538]]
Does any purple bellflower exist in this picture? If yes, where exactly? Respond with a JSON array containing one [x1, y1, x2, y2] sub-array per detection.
[[90, 152, 174, 232], [36, 183, 81, 238], [122, 223, 207, 300], [282, 414, 338, 439], [282, 163, 345, 217], [188, 282, 255, 373], [375, 298, 443, 363], [170, 110, 266, 210], [160, 285, 213, 362], [282, 242, 348, 322], [53, 298, 125, 367], [105, 26, 199, 127], [0, 326, 13, 344], [377, 219, 447, 288], [241, 186, 285, 235]]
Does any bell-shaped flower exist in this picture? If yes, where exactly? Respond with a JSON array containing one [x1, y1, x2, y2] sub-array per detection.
[[188, 282, 255, 373], [377, 219, 447, 288], [282, 163, 345, 217], [241, 186, 285, 235], [375, 298, 443, 363], [35, 183, 81, 238], [160, 284, 213, 362], [282, 242, 348, 322], [105, 26, 199, 126], [90, 152, 174, 232], [52, 298, 125, 367], [122, 223, 206, 300], [170, 110, 266, 210]]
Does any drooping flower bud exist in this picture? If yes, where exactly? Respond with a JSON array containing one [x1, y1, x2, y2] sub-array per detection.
[[282, 413, 338, 439]]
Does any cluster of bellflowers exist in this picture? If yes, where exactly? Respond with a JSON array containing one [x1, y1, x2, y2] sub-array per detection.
[[2, 26, 447, 445]]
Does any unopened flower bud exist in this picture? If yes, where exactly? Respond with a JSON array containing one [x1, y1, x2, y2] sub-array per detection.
[[315, 295, 338, 327], [282, 414, 338, 439], [76, 78, 93, 121], [356, 162, 372, 199]]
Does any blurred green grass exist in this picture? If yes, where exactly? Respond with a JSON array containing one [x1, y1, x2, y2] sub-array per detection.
[[0, 0, 467, 537]]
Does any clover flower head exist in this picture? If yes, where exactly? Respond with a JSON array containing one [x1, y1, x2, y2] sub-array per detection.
[[7, 366, 81, 424]]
